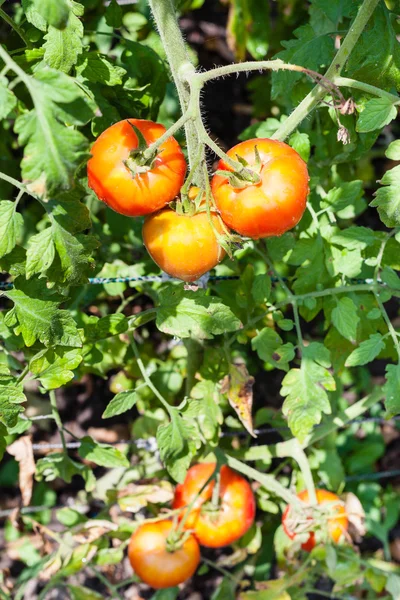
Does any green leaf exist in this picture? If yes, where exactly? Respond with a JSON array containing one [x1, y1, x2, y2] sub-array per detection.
[[251, 273, 271, 304], [68, 585, 104, 600], [26, 228, 56, 279], [34, 0, 70, 29], [76, 52, 126, 87], [331, 297, 359, 342], [15, 68, 92, 197], [281, 358, 335, 441], [43, 1, 84, 73], [0, 422, 7, 462], [345, 334, 386, 367], [384, 363, 400, 418], [331, 226, 376, 250], [386, 139, 400, 160], [321, 181, 364, 216], [102, 390, 138, 419], [105, 0, 123, 28], [381, 266, 400, 290], [78, 436, 129, 468], [5, 278, 81, 348], [357, 97, 397, 133], [156, 286, 241, 340], [0, 368, 26, 428], [183, 380, 223, 442], [30, 347, 82, 389], [36, 452, 95, 491], [371, 164, 400, 227], [303, 342, 331, 368], [252, 327, 294, 371], [157, 411, 198, 482], [289, 131, 310, 162], [331, 246, 362, 278], [0, 77, 17, 120], [0, 201, 23, 259]]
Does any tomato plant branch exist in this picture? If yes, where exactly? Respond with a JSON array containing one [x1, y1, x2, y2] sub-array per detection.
[[271, 0, 381, 141], [142, 110, 190, 160], [276, 439, 317, 505], [0, 7, 31, 47], [374, 291, 400, 361], [333, 76, 400, 104], [49, 390, 67, 454]]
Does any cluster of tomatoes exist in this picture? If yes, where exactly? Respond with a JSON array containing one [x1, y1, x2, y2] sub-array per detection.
[[87, 118, 309, 282], [125, 463, 348, 590]]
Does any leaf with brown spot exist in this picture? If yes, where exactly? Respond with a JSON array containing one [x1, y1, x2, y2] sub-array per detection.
[[7, 435, 35, 506], [221, 360, 255, 437], [73, 519, 118, 544], [117, 482, 174, 513]]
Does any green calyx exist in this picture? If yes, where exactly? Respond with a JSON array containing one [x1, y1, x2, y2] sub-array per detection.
[[218, 146, 262, 188], [123, 121, 160, 177]]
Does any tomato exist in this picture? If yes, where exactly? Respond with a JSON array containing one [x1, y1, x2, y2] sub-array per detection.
[[282, 489, 348, 551], [172, 463, 256, 547], [87, 119, 187, 217], [128, 519, 200, 589], [142, 188, 226, 282], [211, 138, 309, 239]]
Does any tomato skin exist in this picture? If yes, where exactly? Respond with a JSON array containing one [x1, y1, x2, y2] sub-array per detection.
[[173, 463, 256, 548], [143, 204, 226, 282], [282, 489, 348, 552], [128, 520, 200, 589], [211, 138, 309, 239], [87, 119, 187, 217]]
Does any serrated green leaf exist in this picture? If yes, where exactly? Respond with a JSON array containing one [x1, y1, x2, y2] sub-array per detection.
[[357, 97, 397, 133], [0, 77, 17, 120], [251, 273, 271, 303], [76, 52, 126, 87], [36, 452, 95, 491], [157, 411, 198, 482], [331, 246, 362, 278], [371, 164, 400, 227], [322, 180, 364, 215], [303, 342, 331, 368], [5, 278, 81, 348], [105, 0, 123, 28], [345, 334, 386, 367], [281, 358, 335, 441], [331, 226, 376, 250], [26, 228, 56, 279], [102, 390, 138, 419], [0, 201, 23, 259], [183, 380, 223, 442], [386, 139, 400, 160], [331, 297, 359, 342], [22, 0, 47, 31], [381, 266, 400, 290], [43, 1, 84, 73], [251, 327, 294, 371], [289, 131, 310, 162], [78, 436, 129, 468], [0, 369, 26, 428], [156, 286, 241, 340], [384, 363, 400, 418], [34, 0, 70, 29], [30, 347, 82, 389]]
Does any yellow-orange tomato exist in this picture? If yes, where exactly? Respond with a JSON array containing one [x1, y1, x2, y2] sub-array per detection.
[[142, 195, 226, 282], [128, 520, 200, 589], [211, 138, 309, 239], [87, 119, 187, 217], [282, 489, 348, 552], [173, 463, 256, 548]]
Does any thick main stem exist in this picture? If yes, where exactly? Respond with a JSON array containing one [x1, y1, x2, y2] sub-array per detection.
[[272, 0, 381, 141], [148, 0, 200, 176]]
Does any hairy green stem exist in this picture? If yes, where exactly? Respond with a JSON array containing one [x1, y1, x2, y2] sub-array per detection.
[[0, 7, 31, 47], [148, 0, 199, 174], [276, 439, 317, 504], [272, 0, 381, 141], [375, 292, 400, 361], [49, 390, 67, 453], [143, 111, 190, 159], [333, 76, 400, 103]]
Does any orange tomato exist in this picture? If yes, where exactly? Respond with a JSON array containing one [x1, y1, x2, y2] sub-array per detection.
[[282, 489, 348, 551], [142, 190, 226, 282], [128, 520, 200, 589], [211, 138, 309, 239], [87, 119, 187, 217], [173, 463, 256, 548]]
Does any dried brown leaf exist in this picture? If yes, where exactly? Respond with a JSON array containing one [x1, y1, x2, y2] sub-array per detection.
[[7, 436, 35, 506], [117, 482, 174, 513], [221, 360, 255, 437], [73, 519, 118, 544], [345, 492, 366, 542]]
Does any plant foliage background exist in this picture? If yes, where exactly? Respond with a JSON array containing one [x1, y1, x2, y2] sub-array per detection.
[[1, 0, 400, 598]]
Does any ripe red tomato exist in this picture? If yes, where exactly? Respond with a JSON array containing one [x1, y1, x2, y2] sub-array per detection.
[[142, 189, 226, 282], [211, 138, 309, 239], [128, 519, 200, 589], [87, 119, 187, 217], [172, 463, 256, 548], [282, 489, 348, 551]]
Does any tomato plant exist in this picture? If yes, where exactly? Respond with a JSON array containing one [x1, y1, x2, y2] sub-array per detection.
[[88, 119, 187, 217], [128, 520, 200, 588], [0, 0, 400, 598], [211, 139, 309, 238], [173, 463, 256, 547], [282, 489, 349, 551]]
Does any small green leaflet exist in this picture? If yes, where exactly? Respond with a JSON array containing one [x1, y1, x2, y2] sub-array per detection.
[[29, 347, 82, 390], [371, 163, 400, 227], [383, 363, 400, 418], [331, 297, 359, 342], [105, 0, 123, 28], [156, 286, 241, 340], [68, 585, 104, 600], [78, 436, 129, 468], [357, 97, 398, 133], [386, 140, 400, 160], [0, 423, 7, 462], [76, 52, 126, 87], [15, 67, 93, 198], [289, 131, 310, 162], [157, 411, 198, 482], [0, 77, 17, 120], [43, 1, 84, 73], [26, 228, 55, 279], [183, 380, 223, 442], [251, 273, 271, 304], [35, 452, 95, 491], [281, 358, 335, 441], [0, 367, 26, 428], [303, 342, 331, 368], [0, 201, 23, 259], [102, 390, 138, 419], [381, 267, 400, 291], [251, 327, 294, 371], [5, 278, 82, 348], [34, 0, 70, 29], [331, 226, 376, 250], [345, 334, 386, 367]]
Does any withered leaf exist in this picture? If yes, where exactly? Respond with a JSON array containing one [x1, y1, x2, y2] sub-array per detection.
[[221, 359, 255, 437], [7, 435, 35, 506]]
